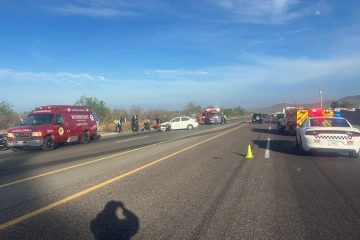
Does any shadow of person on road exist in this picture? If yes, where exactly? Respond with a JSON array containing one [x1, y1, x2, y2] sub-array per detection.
[[90, 201, 139, 240]]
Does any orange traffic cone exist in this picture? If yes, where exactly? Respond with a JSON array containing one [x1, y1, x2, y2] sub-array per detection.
[[245, 145, 254, 159]]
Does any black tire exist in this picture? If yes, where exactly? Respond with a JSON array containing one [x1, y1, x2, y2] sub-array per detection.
[[81, 131, 91, 144], [349, 151, 359, 158], [42, 136, 56, 151], [298, 137, 309, 156], [11, 147, 23, 152], [187, 124, 194, 130], [295, 136, 299, 148]]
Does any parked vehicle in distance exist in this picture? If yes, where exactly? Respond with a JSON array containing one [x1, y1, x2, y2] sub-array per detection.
[[7, 105, 99, 151], [200, 108, 222, 124], [0, 134, 8, 151], [160, 116, 198, 131], [252, 113, 263, 123], [274, 113, 285, 120], [296, 117, 360, 158]]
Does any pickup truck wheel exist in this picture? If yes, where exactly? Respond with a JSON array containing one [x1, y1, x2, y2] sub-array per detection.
[[81, 131, 91, 144], [187, 124, 194, 130], [42, 136, 55, 151]]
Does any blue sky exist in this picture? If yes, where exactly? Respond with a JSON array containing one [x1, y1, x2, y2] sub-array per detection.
[[0, 0, 359, 111]]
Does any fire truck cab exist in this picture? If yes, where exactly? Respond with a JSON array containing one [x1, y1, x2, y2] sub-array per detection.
[[7, 105, 99, 151], [200, 108, 222, 125]]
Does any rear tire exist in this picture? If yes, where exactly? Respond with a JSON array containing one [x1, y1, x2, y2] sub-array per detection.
[[11, 147, 23, 152], [295, 136, 299, 148], [81, 131, 91, 144], [298, 138, 309, 156], [42, 136, 56, 151], [187, 124, 194, 130], [349, 150, 359, 158]]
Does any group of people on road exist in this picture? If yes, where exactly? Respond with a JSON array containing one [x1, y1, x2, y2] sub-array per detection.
[[115, 115, 162, 133]]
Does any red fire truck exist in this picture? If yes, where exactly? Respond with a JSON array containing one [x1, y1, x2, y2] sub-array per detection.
[[7, 105, 99, 151], [278, 107, 334, 135], [200, 108, 222, 124]]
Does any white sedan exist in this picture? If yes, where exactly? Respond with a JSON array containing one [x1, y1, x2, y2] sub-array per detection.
[[296, 117, 360, 158], [160, 116, 198, 131]]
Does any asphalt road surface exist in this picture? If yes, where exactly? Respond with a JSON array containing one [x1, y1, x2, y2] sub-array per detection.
[[1, 120, 360, 239]]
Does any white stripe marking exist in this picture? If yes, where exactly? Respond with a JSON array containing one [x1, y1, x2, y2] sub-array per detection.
[[115, 135, 149, 143], [265, 138, 270, 159]]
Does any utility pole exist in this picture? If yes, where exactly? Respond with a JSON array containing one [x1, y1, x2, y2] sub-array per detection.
[[319, 87, 323, 109]]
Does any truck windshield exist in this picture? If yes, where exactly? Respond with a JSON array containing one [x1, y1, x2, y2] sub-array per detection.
[[20, 114, 54, 126]]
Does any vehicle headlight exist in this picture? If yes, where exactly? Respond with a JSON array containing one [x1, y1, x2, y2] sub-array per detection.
[[7, 133, 14, 138], [31, 131, 42, 137]]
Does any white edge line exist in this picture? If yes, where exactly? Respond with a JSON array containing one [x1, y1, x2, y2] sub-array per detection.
[[265, 138, 270, 159], [115, 135, 149, 143]]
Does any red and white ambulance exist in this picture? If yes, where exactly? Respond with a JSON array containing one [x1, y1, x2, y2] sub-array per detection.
[[7, 105, 99, 151]]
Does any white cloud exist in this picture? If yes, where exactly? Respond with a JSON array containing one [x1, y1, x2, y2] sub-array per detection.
[[212, 0, 323, 24], [144, 55, 360, 86], [314, 10, 321, 15], [144, 69, 208, 79], [48, 0, 137, 18], [54, 4, 132, 17], [0, 69, 107, 84]]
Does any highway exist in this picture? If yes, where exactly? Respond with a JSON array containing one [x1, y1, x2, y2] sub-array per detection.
[[1, 120, 360, 239]]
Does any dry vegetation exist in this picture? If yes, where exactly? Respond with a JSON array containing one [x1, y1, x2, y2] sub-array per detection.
[[0, 97, 246, 133]]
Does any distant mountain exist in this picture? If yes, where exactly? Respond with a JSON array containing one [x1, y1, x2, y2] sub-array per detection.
[[337, 95, 360, 104], [250, 95, 360, 113]]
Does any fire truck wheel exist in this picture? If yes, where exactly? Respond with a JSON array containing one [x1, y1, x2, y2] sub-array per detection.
[[187, 124, 194, 130], [81, 131, 91, 144], [42, 136, 55, 151]]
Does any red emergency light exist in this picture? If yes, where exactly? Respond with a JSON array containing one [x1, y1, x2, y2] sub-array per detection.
[[309, 108, 323, 117]]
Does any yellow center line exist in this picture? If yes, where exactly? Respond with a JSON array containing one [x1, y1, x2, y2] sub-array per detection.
[[0, 124, 242, 189], [0, 124, 246, 230]]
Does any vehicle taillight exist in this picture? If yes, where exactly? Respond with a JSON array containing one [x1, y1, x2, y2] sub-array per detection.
[[305, 130, 317, 135], [349, 132, 360, 137]]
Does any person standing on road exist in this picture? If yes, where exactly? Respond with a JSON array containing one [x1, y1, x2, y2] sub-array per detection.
[[224, 114, 227, 124], [118, 118, 123, 133], [114, 119, 120, 133], [155, 116, 160, 129], [135, 115, 139, 132], [131, 116, 136, 132]]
